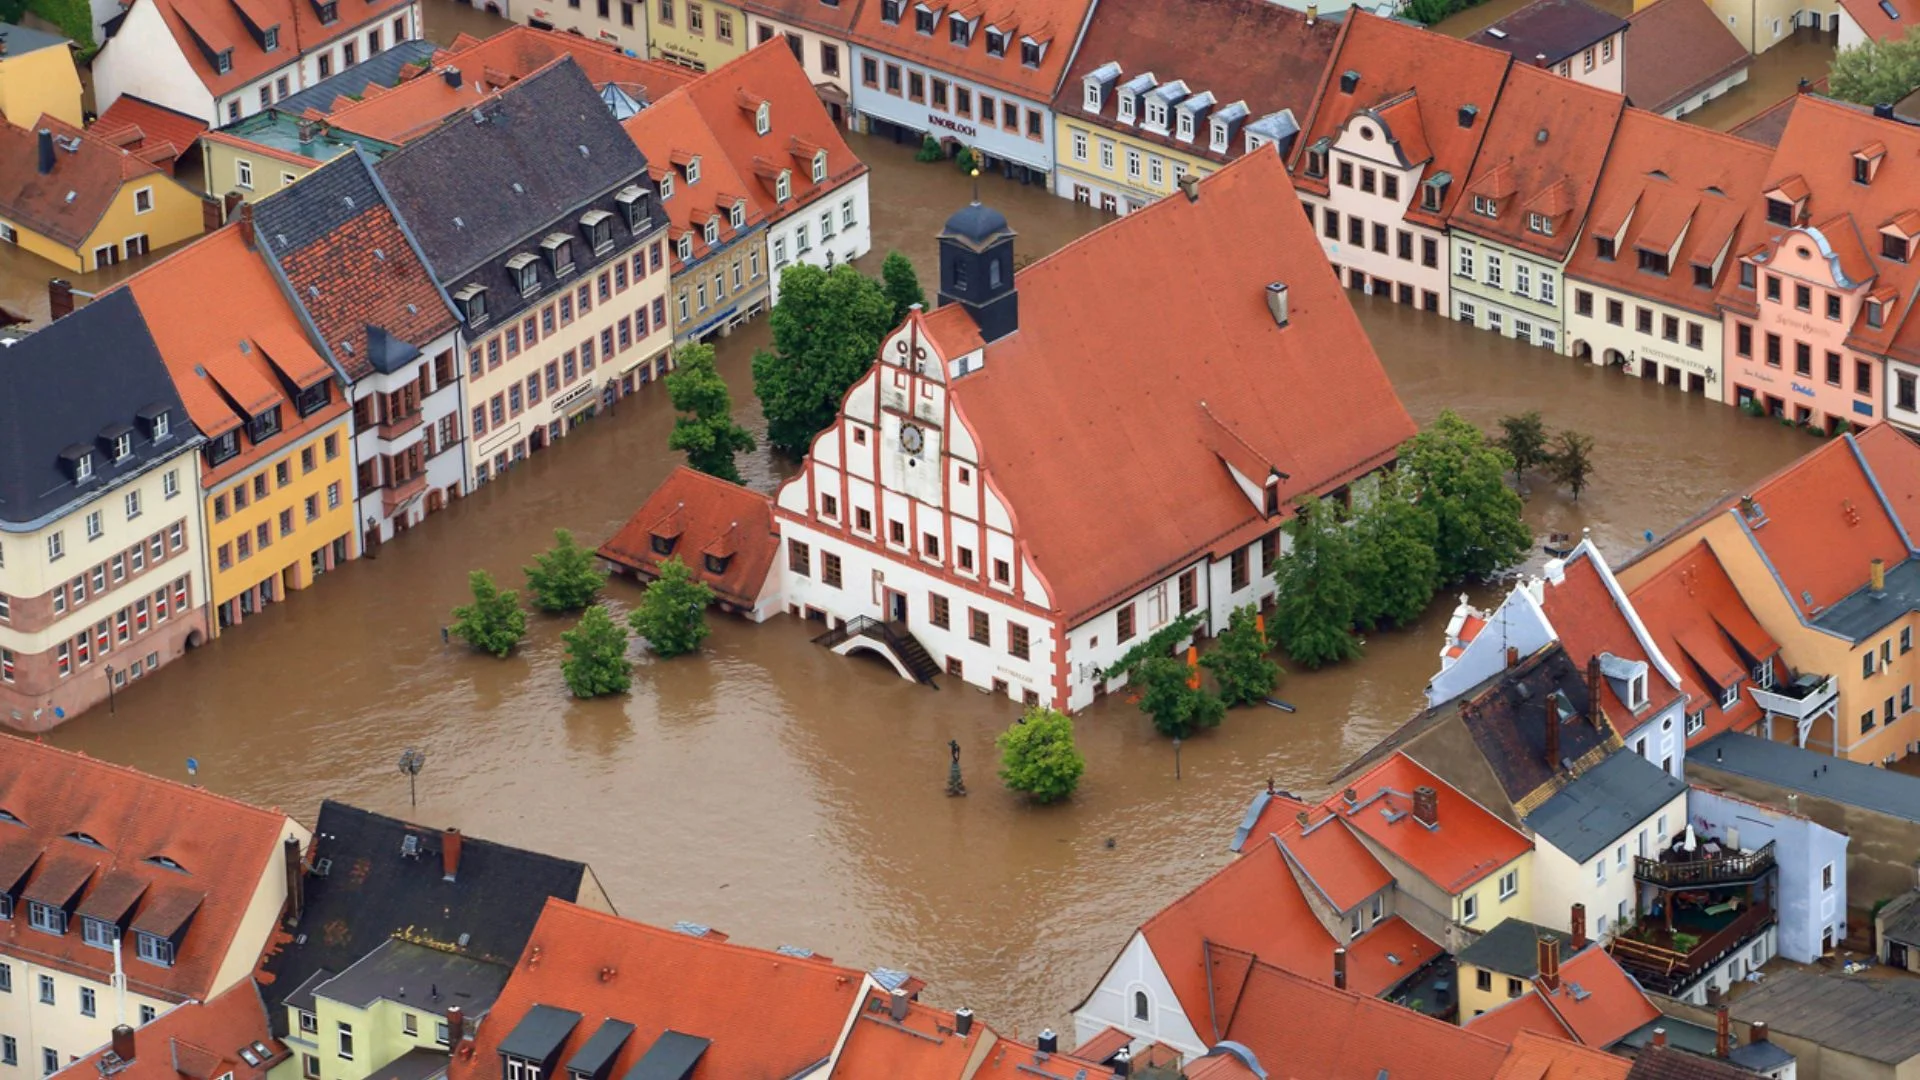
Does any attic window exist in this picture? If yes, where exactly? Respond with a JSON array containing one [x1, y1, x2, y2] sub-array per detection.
[[1766, 197, 1793, 226], [146, 855, 186, 873], [950, 13, 972, 45], [615, 185, 649, 231], [1596, 236, 1616, 260], [316, 0, 337, 22], [880, 0, 901, 21], [580, 209, 614, 253], [453, 283, 489, 326], [1020, 39, 1042, 67], [1527, 212, 1552, 236], [755, 102, 770, 135], [914, 5, 936, 33], [812, 150, 828, 183], [1473, 195, 1498, 218], [984, 29, 1005, 56], [1637, 248, 1669, 275], [1883, 233, 1910, 262], [506, 252, 541, 296], [776, 171, 792, 201], [1421, 175, 1449, 212], [1118, 92, 1136, 124], [659, 173, 674, 200], [650, 534, 676, 555], [1304, 139, 1328, 178], [704, 553, 731, 574], [1868, 298, 1887, 327], [263, 25, 278, 50], [1211, 118, 1231, 153], [729, 201, 745, 229], [0, 809, 20, 826], [1629, 672, 1648, 710], [677, 234, 693, 261], [1856, 158, 1873, 184], [703, 217, 719, 245], [65, 831, 105, 849], [214, 49, 233, 74], [66, 448, 94, 483], [684, 157, 701, 184], [1177, 110, 1194, 141]]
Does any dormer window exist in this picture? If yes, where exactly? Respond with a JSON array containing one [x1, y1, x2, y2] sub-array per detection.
[[616, 186, 649, 231], [949, 13, 972, 44], [71, 450, 93, 483], [214, 49, 233, 74], [650, 533, 676, 555], [1629, 672, 1648, 710], [581, 210, 614, 253], [914, 4, 936, 33], [1305, 140, 1327, 178], [659, 173, 675, 200], [1084, 80, 1101, 111], [1020, 39, 1042, 66], [729, 201, 745, 229], [294, 381, 329, 417], [27, 902, 65, 936], [506, 252, 541, 296], [1883, 232, 1911, 262], [205, 430, 239, 466], [1856, 158, 1872, 184], [704, 553, 730, 574], [111, 432, 131, 461], [684, 157, 701, 184], [1473, 195, 1498, 218], [703, 218, 719, 245], [135, 932, 174, 968], [1527, 212, 1552, 236], [1638, 248, 1669, 275], [1766, 197, 1793, 226], [881, 0, 902, 22], [776, 171, 791, 201], [455, 283, 489, 325], [1593, 236, 1615, 260], [1118, 92, 1135, 124], [542, 234, 575, 275], [246, 405, 281, 444], [152, 411, 169, 440], [984, 29, 1005, 56], [1868, 298, 1887, 328], [1739, 261, 1756, 289], [263, 25, 278, 50], [81, 917, 115, 950], [811, 150, 828, 183], [1144, 99, 1167, 131], [755, 102, 770, 135], [1421, 175, 1448, 212], [316, 0, 337, 22], [1177, 111, 1194, 141], [1855, 144, 1886, 185], [677, 235, 693, 261]]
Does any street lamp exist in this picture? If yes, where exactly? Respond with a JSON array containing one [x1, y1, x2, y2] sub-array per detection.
[[104, 665, 115, 715], [1172, 736, 1183, 781], [398, 748, 426, 808]]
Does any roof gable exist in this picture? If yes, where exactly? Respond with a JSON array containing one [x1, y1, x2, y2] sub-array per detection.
[[1330, 754, 1531, 893], [1622, 0, 1751, 115], [0, 114, 167, 248], [597, 466, 779, 608]]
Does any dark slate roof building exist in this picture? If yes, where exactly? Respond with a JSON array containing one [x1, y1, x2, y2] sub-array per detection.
[[1455, 917, 1557, 979], [1468, 0, 1629, 67], [372, 58, 660, 338], [270, 39, 440, 118], [1524, 748, 1688, 863], [1732, 971, 1920, 1067], [0, 289, 200, 529], [259, 800, 610, 1037], [1693, 732, 1920, 823]]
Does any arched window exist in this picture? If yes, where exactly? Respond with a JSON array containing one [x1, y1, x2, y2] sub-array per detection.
[[988, 258, 1002, 289], [1132, 990, 1150, 1022]]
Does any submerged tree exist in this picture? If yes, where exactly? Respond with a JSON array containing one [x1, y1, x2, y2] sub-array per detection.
[[882, 251, 927, 325], [1270, 494, 1364, 668], [561, 605, 631, 698], [450, 570, 527, 657], [1136, 655, 1226, 739], [1202, 604, 1281, 707], [1549, 429, 1599, 501], [665, 344, 755, 483], [1497, 410, 1550, 484], [1349, 472, 1442, 631], [525, 528, 607, 613], [1399, 410, 1531, 583], [996, 707, 1085, 803], [752, 263, 896, 456], [628, 555, 715, 658]]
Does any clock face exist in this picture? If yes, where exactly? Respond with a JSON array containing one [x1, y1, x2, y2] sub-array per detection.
[[900, 424, 925, 455]]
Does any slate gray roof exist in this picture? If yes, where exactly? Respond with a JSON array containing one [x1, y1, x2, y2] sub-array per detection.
[[373, 57, 648, 281], [272, 39, 439, 118], [1732, 971, 1920, 1064], [1879, 889, 1920, 946], [1694, 732, 1920, 823], [0, 289, 199, 529], [498, 1004, 582, 1063], [1468, 0, 1629, 64], [1525, 750, 1687, 863], [1456, 917, 1555, 978], [311, 937, 509, 1012], [0, 21, 71, 55], [256, 148, 391, 251], [1813, 557, 1920, 643]]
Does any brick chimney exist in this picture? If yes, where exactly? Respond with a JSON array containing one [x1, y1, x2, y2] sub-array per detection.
[[1544, 689, 1561, 769], [1751, 1022, 1769, 1044], [1586, 654, 1603, 728], [47, 278, 72, 320], [1333, 946, 1348, 990], [1412, 786, 1438, 828], [446, 1005, 463, 1045], [1537, 934, 1561, 993], [1872, 557, 1887, 593], [283, 836, 304, 926], [1716, 1004, 1732, 1058], [1652, 1028, 1668, 1048], [237, 200, 255, 250], [201, 194, 224, 232], [442, 827, 462, 882], [1569, 903, 1587, 951], [1506, 645, 1519, 668], [111, 1025, 135, 1063]]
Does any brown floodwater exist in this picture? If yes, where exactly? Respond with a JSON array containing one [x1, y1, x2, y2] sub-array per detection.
[[44, 132, 1816, 1037]]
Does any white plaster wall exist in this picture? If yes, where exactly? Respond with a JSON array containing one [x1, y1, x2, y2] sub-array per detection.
[[767, 174, 871, 305], [742, 16, 851, 104], [92, 0, 217, 124], [1313, 114, 1451, 307], [1071, 932, 1207, 1062], [1688, 788, 1848, 963], [1531, 788, 1688, 939], [1564, 281, 1725, 394], [1424, 582, 1555, 708], [1661, 68, 1750, 119], [1888, 358, 1920, 434]]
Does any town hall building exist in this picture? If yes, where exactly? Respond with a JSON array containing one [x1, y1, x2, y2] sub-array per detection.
[[769, 147, 1416, 709]]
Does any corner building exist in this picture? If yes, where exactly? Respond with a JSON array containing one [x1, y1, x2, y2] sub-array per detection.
[[774, 150, 1415, 709]]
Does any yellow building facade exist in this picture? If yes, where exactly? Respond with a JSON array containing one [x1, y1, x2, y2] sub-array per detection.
[[0, 26, 83, 128], [1053, 113, 1214, 214], [203, 417, 357, 633], [0, 121, 205, 274], [648, 0, 747, 71]]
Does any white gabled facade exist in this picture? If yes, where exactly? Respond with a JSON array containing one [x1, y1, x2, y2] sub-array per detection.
[[767, 170, 872, 303], [1301, 108, 1452, 315], [348, 327, 466, 547], [1071, 931, 1208, 1062]]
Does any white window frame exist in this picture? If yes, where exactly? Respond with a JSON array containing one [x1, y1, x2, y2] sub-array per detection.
[[237, 159, 254, 189]]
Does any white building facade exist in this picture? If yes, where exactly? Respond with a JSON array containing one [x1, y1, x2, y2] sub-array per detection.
[[766, 169, 872, 303], [1301, 108, 1453, 314], [848, 49, 1057, 182], [1449, 229, 1569, 353]]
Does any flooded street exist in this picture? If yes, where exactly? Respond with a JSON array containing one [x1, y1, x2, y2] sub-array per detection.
[[44, 133, 1816, 1035]]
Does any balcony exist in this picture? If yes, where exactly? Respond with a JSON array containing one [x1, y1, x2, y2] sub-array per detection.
[[1635, 840, 1776, 889], [1750, 673, 1837, 723], [381, 472, 428, 516], [1608, 902, 1774, 997], [377, 410, 426, 442]]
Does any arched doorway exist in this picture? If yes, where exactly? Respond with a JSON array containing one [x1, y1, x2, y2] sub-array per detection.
[[1571, 340, 1593, 364], [1603, 348, 1628, 372]]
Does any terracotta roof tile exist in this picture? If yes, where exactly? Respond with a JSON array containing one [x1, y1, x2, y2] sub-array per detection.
[[1625, 1045, 1758, 1080], [917, 149, 1414, 622], [598, 467, 780, 610], [1538, 947, 1660, 1047], [1447, 63, 1623, 260], [0, 735, 296, 1003], [90, 96, 209, 176], [1496, 1031, 1633, 1080], [1735, 432, 1909, 618], [1623, 0, 1750, 115], [1729, 83, 1820, 148], [0, 114, 170, 248], [1050, 0, 1340, 167], [1468, 991, 1575, 1043], [452, 900, 866, 1080], [1838, 0, 1917, 42], [833, 992, 1114, 1080], [1628, 541, 1780, 746], [131, 0, 408, 102], [58, 981, 285, 1080], [1330, 753, 1531, 894], [1857, 423, 1920, 539], [1291, 13, 1512, 227], [847, 0, 1098, 102], [1539, 548, 1686, 729], [1273, 814, 1394, 912]]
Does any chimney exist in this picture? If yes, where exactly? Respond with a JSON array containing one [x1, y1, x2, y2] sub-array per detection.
[[1339, 69, 1359, 93], [1586, 654, 1603, 728], [444, 66, 463, 88], [1872, 557, 1887, 593], [446, 1005, 464, 1045], [201, 195, 224, 232], [1506, 645, 1519, 668], [1544, 689, 1561, 770], [1411, 786, 1439, 828], [297, 118, 319, 143], [237, 200, 255, 250], [1534, 52, 1548, 67], [888, 988, 909, 1021], [283, 836, 305, 926], [1798, 77, 1812, 93], [442, 827, 463, 881], [1112, 1047, 1131, 1076], [1544, 558, 1566, 585], [1570, 903, 1587, 951], [1751, 1022, 1769, 1045], [111, 1025, 135, 1063], [1457, 104, 1478, 128], [1036, 1030, 1058, 1054], [1537, 934, 1561, 993], [1652, 1028, 1668, 1049], [48, 278, 73, 321], [1265, 282, 1289, 327], [1305, 2, 1317, 22], [224, 190, 243, 218], [36, 128, 52, 175], [1333, 946, 1348, 990], [954, 1007, 973, 1037], [1875, 102, 1896, 120], [1177, 172, 1200, 202], [1716, 1004, 1732, 1058]]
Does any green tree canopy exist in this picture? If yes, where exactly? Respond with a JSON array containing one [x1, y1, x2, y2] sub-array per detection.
[[450, 570, 527, 657], [752, 263, 896, 457], [1831, 28, 1920, 107], [1137, 654, 1226, 738], [561, 605, 631, 698], [1201, 604, 1281, 707], [665, 344, 755, 483], [882, 251, 927, 325], [996, 706, 1086, 803], [1270, 494, 1364, 668], [1399, 410, 1530, 583], [1549, 429, 1598, 501], [1497, 411, 1550, 483], [628, 555, 715, 658], [524, 528, 607, 613], [1349, 471, 1442, 631]]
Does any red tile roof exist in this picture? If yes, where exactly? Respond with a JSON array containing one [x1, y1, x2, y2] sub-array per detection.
[[1272, 812, 1394, 912], [0, 735, 297, 1004], [1290, 12, 1513, 228], [1539, 547, 1685, 729], [1538, 947, 1661, 1047], [1728, 83, 1820, 149], [919, 149, 1415, 623], [1735, 432, 1909, 620], [118, 223, 344, 485], [622, 90, 757, 273], [735, 0, 863, 36], [1839, 0, 1917, 42], [136, 0, 408, 100], [1051, 0, 1340, 168], [1567, 109, 1771, 318], [454, 899, 866, 1080], [1856, 422, 1920, 541], [90, 96, 209, 176], [1447, 62, 1623, 260], [1628, 541, 1779, 746], [1330, 754, 1531, 894], [0, 114, 169, 248], [1216, 960, 1510, 1080], [58, 981, 285, 1080], [1622, 0, 1751, 116], [1468, 991, 1575, 1043], [847, 0, 1098, 103], [1496, 1030, 1633, 1080], [598, 466, 780, 610]]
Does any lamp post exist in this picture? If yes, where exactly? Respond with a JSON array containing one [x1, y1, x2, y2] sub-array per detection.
[[1173, 736, 1183, 781], [104, 665, 115, 715], [398, 748, 426, 808]]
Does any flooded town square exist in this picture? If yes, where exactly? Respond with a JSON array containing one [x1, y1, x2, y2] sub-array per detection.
[[42, 129, 1820, 1034]]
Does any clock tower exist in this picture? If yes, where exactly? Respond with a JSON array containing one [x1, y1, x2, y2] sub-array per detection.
[[937, 198, 1018, 344]]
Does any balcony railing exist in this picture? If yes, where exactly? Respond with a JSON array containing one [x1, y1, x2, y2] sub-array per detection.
[[1750, 674, 1837, 721], [381, 472, 428, 515], [1635, 840, 1775, 888], [376, 410, 426, 441], [1608, 903, 1773, 996]]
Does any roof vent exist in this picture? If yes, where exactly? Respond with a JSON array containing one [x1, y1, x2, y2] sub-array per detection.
[[406, 303, 418, 315], [343, 195, 355, 209], [453, 216, 465, 228], [1458, 104, 1478, 129], [1486, 25, 1508, 37], [400, 833, 421, 858], [373, 248, 386, 261], [511, 182, 524, 194], [444, 66, 462, 88], [579, 144, 590, 157], [1265, 281, 1289, 327], [1339, 69, 1359, 93], [1535, 127, 1549, 144]]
